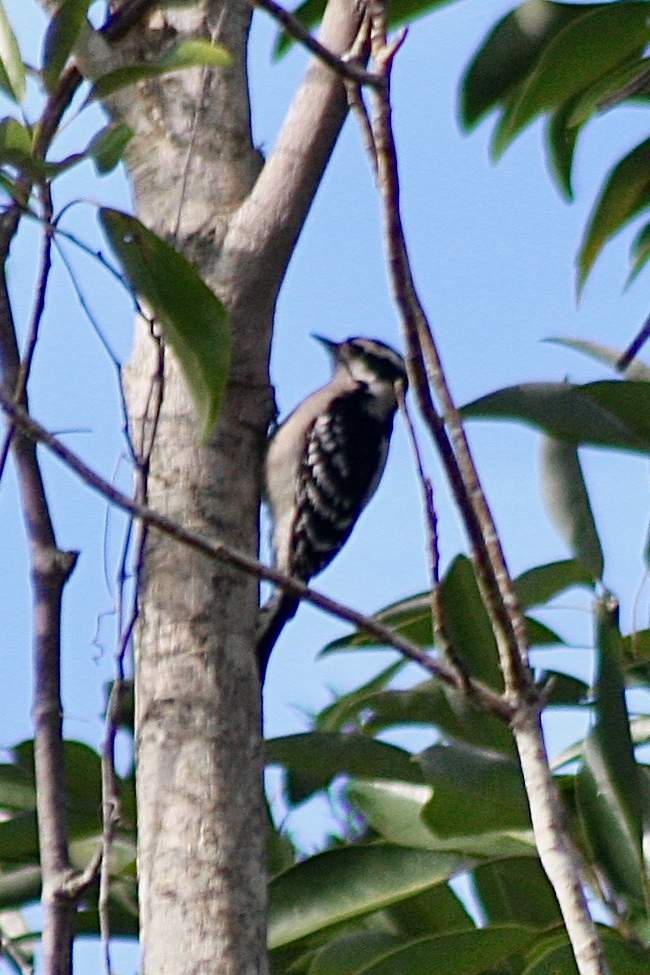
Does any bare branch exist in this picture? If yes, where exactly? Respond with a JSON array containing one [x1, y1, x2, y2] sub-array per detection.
[[0, 207, 79, 975], [0, 389, 513, 720], [362, 8, 609, 974]]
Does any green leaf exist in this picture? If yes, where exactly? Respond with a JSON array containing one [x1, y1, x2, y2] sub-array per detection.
[[334, 677, 515, 756], [265, 732, 423, 806], [324, 578, 563, 658], [42, 0, 92, 93], [0, 117, 32, 168], [0, 2, 25, 103], [85, 122, 132, 175], [268, 845, 468, 949], [567, 55, 650, 129], [418, 740, 531, 836], [472, 858, 561, 929], [0, 764, 36, 811], [575, 598, 646, 908], [437, 555, 502, 688], [544, 94, 581, 201], [539, 671, 589, 708], [99, 208, 231, 440], [308, 932, 405, 975], [384, 884, 473, 938], [540, 437, 603, 580], [545, 337, 650, 380], [627, 220, 650, 289], [462, 380, 650, 453], [524, 927, 650, 975], [0, 865, 41, 910], [577, 136, 650, 292], [349, 779, 537, 859], [514, 559, 594, 610], [460, 1, 596, 131], [593, 597, 642, 840], [315, 661, 406, 733], [494, 3, 650, 157], [337, 925, 535, 975], [0, 811, 39, 865], [89, 39, 233, 101]]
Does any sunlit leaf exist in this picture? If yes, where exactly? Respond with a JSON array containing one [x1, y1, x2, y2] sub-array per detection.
[[89, 39, 233, 101], [42, 0, 92, 92], [577, 136, 650, 292], [333, 676, 515, 756], [540, 437, 603, 580], [462, 380, 650, 453], [265, 731, 422, 805], [0, 1, 25, 103], [494, 3, 650, 157], [99, 208, 231, 440], [567, 55, 650, 129], [513, 559, 594, 610], [268, 845, 468, 948], [545, 337, 650, 380], [0, 117, 32, 169], [349, 779, 536, 859]]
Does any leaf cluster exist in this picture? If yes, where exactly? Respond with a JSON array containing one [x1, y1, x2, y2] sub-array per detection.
[[459, 0, 650, 291]]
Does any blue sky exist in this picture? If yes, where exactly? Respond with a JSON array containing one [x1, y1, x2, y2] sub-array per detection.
[[2, 0, 650, 966]]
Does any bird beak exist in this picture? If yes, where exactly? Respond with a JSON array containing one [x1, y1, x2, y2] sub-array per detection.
[[311, 334, 339, 360]]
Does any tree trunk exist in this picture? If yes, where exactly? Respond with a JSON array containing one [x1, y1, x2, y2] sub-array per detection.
[[72, 0, 364, 971]]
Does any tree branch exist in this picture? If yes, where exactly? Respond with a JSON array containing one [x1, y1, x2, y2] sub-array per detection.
[[223, 0, 366, 311], [247, 0, 381, 87], [0, 390, 513, 721], [0, 209, 79, 975], [364, 9, 609, 975]]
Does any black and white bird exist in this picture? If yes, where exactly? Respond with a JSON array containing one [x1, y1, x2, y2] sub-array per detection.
[[257, 335, 407, 679]]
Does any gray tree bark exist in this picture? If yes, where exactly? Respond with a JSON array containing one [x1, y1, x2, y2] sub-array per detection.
[[73, 0, 363, 971]]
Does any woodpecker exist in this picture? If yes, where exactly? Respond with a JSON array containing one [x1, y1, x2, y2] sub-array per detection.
[[257, 335, 407, 679]]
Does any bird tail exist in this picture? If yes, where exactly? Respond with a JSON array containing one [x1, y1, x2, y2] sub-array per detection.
[[256, 591, 299, 682]]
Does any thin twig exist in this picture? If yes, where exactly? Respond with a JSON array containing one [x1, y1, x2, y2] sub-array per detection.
[[397, 384, 470, 686], [343, 14, 377, 177], [247, 0, 383, 88], [0, 197, 54, 482], [617, 310, 650, 371], [0, 389, 513, 720]]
